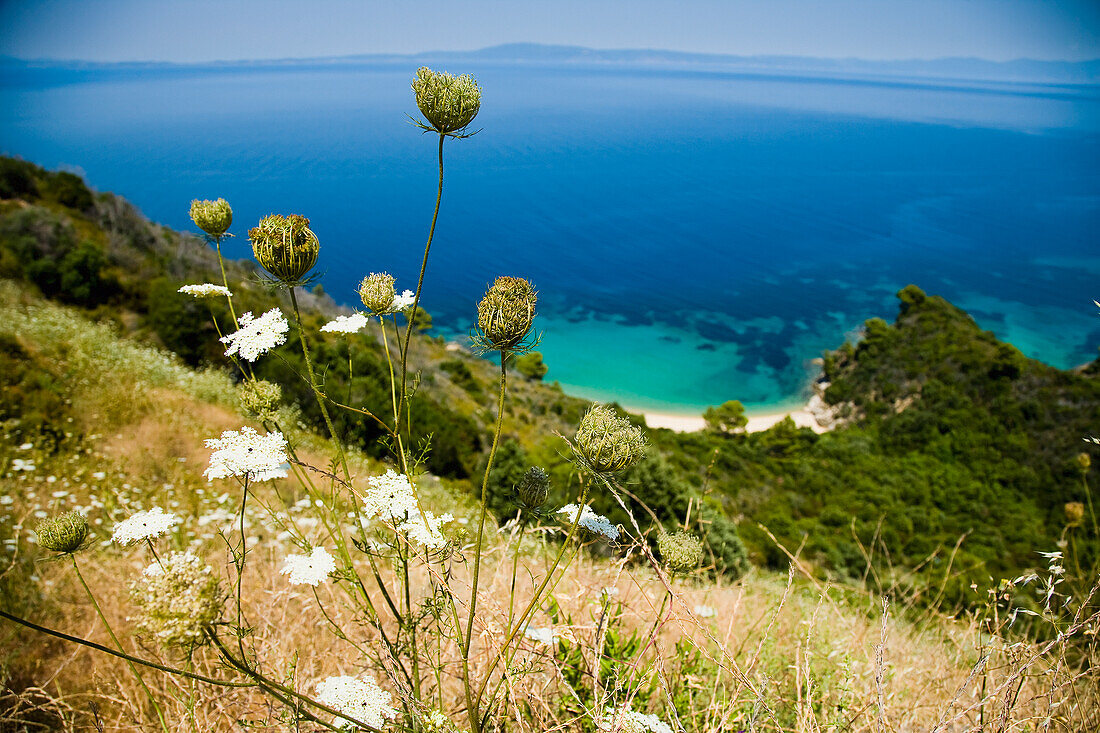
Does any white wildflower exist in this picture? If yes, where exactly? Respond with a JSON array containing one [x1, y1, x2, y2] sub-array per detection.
[[280, 546, 337, 586], [362, 470, 452, 549], [393, 289, 415, 311], [321, 313, 369, 335], [204, 427, 288, 482], [557, 504, 620, 541], [523, 626, 556, 646], [17, 443, 33, 450], [597, 707, 673, 733], [314, 674, 397, 730], [111, 507, 181, 545], [178, 283, 232, 298], [131, 552, 221, 648], [220, 309, 288, 362], [694, 604, 716, 618], [11, 458, 35, 472]]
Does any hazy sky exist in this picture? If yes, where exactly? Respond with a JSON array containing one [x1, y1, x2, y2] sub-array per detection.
[[1, 0, 1098, 63]]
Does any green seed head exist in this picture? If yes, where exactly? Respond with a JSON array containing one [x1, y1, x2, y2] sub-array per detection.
[[657, 531, 703, 573], [240, 379, 282, 420], [189, 198, 233, 238], [249, 214, 319, 284], [574, 405, 647, 474], [518, 466, 551, 508], [412, 67, 481, 135], [1065, 501, 1085, 527], [358, 272, 397, 315], [1077, 452, 1091, 472], [34, 511, 89, 554], [475, 276, 536, 352]]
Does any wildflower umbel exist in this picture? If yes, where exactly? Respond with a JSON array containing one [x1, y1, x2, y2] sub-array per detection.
[[280, 546, 337, 586], [239, 379, 282, 420], [574, 405, 647, 473], [189, 198, 232, 238], [657, 531, 703, 573], [321, 313, 369, 334], [596, 707, 673, 733], [131, 552, 223, 649], [178, 283, 232, 298], [314, 675, 398, 730], [204, 427, 288, 482], [518, 466, 551, 508], [474, 276, 537, 352], [220, 308, 289, 362], [557, 504, 620, 541], [362, 470, 454, 550], [111, 507, 181, 546], [35, 511, 88, 553], [249, 214, 320, 285], [412, 67, 481, 135], [358, 273, 415, 317]]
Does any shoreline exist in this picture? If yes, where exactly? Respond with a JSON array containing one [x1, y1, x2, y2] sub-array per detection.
[[639, 403, 830, 435]]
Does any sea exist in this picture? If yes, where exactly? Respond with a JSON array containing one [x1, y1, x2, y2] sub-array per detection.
[[2, 61, 1098, 415]]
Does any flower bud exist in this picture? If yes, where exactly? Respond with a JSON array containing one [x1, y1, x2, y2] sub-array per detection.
[[412, 67, 481, 135], [476, 276, 536, 352], [518, 466, 551, 508], [34, 511, 88, 554], [249, 214, 319, 284], [574, 405, 646, 474], [1077, 452, 1091, 472], [1065, 501, 1085, 527], [657, 531, 703, 573], [358, 272, 397, 315], [240, 379, 282, 420], [189, 198, 233, 238]]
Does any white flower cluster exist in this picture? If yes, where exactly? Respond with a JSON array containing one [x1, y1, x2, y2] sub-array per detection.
[[204, 427, 288, 482], [280, 546, 337, 585], [221, 309, 288, 362], [596, 707, 673, 733], [111, 507, 181, 545], [178, 283, 232, 298], [320, 313, 369, 335], [392, 289, 416, 312], [362, 470, 453, 549], [314, 674, 397, 730], [523, 625, 556, 646], [557, 504, 620, 541]]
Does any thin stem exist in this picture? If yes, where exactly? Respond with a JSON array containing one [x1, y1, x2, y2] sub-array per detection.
[[398, 132, 445, 424], [70, 556, 170, 733], [0, 609, 254, 687], [289, 287, 351, 481], [145, 538, 163, 567], [212, 235, 239, 329]]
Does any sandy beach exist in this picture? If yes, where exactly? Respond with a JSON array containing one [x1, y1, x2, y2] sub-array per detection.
[[642, 407, 828, 434]]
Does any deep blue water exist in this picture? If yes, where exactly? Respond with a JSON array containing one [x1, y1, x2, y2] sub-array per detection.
[[2, 64, 1099, 412]]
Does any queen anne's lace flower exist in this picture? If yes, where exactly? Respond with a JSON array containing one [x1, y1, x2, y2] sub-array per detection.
[[321, 313, 369, 335], [392, 289, 415, 312], [596, 707, 673, 733], [694, 604, 716, 618], [221, 309, 288, 362], [131, 552, 222, 648], [362, 471, 453, 549], [111, 507, 181, 545], [178, 283, 232, 298], [523, 626, 556, 646], [280, 546, 337, 585], [557, 504, 619, 541], [204, 427, 288, 482], [314, 674, 397, 730]]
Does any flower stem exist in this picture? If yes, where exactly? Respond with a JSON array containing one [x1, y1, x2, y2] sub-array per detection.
[[70, 556, 170, 733], [398, 132, 445, 424], [289, 286, 351, 481]]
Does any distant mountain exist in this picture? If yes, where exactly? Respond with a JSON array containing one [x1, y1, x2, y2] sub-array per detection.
[[2, 43, 1098, 87]]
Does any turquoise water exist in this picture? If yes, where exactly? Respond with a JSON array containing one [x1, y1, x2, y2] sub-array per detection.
[[2, 63, 1098, 413]]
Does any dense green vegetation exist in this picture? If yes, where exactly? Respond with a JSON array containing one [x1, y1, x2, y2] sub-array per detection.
[[2, 157, 1097, 607]]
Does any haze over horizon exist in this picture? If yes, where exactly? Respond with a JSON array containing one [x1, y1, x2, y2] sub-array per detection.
[[1, 0, 1098, 64]]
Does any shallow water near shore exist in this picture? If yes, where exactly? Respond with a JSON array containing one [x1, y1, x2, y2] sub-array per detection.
[[2, 62, 1098, 409]]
